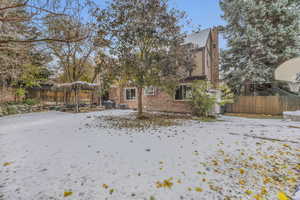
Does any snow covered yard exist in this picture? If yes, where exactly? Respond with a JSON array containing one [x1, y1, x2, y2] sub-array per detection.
[[0, 110, 299, 200]]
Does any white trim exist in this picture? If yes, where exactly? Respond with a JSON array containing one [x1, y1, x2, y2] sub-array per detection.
[[124, 87, 136, 101]]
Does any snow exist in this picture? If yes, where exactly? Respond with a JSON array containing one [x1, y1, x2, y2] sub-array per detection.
[[0, 110, 299, 200], [284, 110, 300, 116]]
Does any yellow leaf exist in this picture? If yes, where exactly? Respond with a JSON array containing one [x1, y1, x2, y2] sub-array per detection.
[[245, 190, 252, 195], [240, 169, 245, 174], [102, 184, 109, 189], [3, 162, 12, 167], [64, 191, 73, 197], [263, 177, 271, 184], [239, 179, 246, 185], [156, 178, 173, 189], [109, 189, 114, 195], [163, 179, 173, 189], [195, 187, 203, 192], [261, 186, 267, 195], [283, 144, 290, 148], [212, 160, 218, 166], [287, 177, 296, 183], [253, 194, 263, 200], [277, 192, 288, 200]]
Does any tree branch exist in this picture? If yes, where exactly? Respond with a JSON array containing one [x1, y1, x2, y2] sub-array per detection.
[[0, 0, 29, 11], [0, 35, 89, 44]]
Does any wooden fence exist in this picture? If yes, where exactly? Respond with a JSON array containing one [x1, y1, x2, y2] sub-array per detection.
[[0, 86, 99, 105], [225, 96, 300, 115], [27, 89, 98, 105]]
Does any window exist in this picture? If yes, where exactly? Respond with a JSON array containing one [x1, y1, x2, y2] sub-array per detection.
[[175, 85, 191, 100], [144, 86, 155, 96], [125, 88, 136, 100]]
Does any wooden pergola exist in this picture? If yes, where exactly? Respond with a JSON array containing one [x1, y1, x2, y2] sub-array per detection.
[[52, 81, 101, 112]]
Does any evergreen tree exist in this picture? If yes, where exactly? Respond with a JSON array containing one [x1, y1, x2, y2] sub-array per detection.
[[220, 0, 300, 94]]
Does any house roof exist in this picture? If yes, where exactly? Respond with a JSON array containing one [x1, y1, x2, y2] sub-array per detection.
[[275, 57, 300, 82], [184, 28, 211, 48]]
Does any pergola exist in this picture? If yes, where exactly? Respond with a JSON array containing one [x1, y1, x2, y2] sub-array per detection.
[[52, 81, 101, 112]]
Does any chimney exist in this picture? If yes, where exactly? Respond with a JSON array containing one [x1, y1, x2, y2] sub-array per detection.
[[211, 27, 220, 88]]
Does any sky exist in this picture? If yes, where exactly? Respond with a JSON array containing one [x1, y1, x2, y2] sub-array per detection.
[[170, 0, 227, 48], [97, 0, 227, 48]]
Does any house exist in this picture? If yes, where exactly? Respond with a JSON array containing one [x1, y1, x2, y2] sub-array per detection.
[[108, 27, 220, 113], [275, 57, 300, 94]]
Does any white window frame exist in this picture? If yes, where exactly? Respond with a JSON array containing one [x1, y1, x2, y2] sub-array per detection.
[[124, 88, 136, 101], [174, 84, 192, 101], [144, 86, 156, 96]]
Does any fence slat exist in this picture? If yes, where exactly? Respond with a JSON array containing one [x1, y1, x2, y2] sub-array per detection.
[[226, 96, 300, 115]]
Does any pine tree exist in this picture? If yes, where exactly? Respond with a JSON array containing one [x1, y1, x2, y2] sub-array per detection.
[[220, 0, 300, 94]]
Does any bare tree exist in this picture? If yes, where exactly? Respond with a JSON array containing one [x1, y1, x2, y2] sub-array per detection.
[[0, 0, 94, 44], [0, 0, 104, 85], [44, 1, 109, 83]]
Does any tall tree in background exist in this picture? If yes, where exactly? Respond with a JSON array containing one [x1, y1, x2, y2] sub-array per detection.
[[45, 16, 96, 82], [0, 0, 98, 85], [220, 0, 300, 94], [97, 0, 189, 118], [0, 0, 93, 44]]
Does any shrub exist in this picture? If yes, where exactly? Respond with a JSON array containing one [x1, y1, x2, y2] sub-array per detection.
[[23, 98, 39, 105], [15, 88, 26, 100], [189, 80, 216, 117], [218, 84, 234, 106]]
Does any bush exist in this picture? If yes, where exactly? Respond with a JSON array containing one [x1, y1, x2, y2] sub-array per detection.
[[7, 105, 18, 115], [23, 98, 39, 105], [15, 88, 26, 100], [189, 80, 216, 117], [218, 84, 234, 106]]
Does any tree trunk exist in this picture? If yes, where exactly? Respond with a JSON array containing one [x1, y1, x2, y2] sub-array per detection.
[[137, 86, 143, 118]]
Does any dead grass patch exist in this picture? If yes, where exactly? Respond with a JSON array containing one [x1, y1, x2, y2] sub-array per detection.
[[96, 112, 193, 130], [95, 112, 222, 131]]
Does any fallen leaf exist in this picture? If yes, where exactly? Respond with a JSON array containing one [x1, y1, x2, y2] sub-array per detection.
[[239, 179, 246, 185], [64, 191, 73, 197], [109, 189, 114, 195], [102, 184, 109, 189], [240, 168, 245, 174], [3, 162, 12, 167], [277, 192, 288, 200], [245, 190, 252, 195]]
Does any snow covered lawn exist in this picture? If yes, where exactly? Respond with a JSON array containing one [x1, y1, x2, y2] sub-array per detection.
[[0, 110, 299, 200]]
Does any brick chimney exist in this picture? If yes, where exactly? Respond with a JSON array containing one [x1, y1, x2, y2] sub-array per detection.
[[211, 27, 220, 88]]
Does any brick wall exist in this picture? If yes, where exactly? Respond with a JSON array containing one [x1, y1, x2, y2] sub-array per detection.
[[109, 87, 192, 113], [0, 86, 16, 103]]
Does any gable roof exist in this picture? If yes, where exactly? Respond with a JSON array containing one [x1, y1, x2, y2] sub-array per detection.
[[184, 28, 211, 48]]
